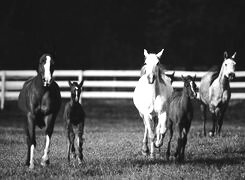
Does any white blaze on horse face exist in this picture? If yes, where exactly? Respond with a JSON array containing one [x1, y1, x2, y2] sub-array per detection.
[[43, 56, 52, 86], [75, 87, 79, 102], [223, 59, 236, 79]]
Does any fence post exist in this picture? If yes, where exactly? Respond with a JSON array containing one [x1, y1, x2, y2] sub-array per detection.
[[78, 70, 83, 104], [1, 71, 6, 110]]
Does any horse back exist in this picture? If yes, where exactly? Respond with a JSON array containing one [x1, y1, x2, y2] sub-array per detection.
[[168, 92, 193, 122], [199, 68, 219, 105]]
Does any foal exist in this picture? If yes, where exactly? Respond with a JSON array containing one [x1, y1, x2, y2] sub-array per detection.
[[63, 80, 85, 164], [166, 75, 197, 162]]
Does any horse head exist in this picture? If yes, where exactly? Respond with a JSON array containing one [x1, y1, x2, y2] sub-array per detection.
[[223, 51, 236, 80], [181, 75, 198, 99], [68, 80, 84, 102], [143, 49, 164, 84], [38, 54, 55, 87]]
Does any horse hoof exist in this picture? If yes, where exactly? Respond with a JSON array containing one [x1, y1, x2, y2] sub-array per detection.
[[25, 160, 30, 166], [149, 153, 155, 159], [41, 159, 50, 167], [154, 141, 163, 148], [141, 149, 149, 156], [29, 163, 34, 169], [78, 158, 83, 165], [141, 145, 149, 156], [72, 153, 76, 159], [209, 131, 214, 137]]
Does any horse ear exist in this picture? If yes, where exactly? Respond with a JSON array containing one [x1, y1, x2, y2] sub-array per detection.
[[224, 51, 228, 59], [156, 49, 164, 59], [194, 74, 197, 81], [231, 52, 236, 59], [79, 79, 84, 88], [181, 75, 185, 81], [144, 49, 148, 58], [68, 80, 72, 87]]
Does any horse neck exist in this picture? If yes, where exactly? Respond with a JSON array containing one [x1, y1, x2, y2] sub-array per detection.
[[35, 74, 45, 89], [217, 63, 229, 89], [69, 98, 79, 106], [180, 86, 190, 107], [151, 75, 161, 99]]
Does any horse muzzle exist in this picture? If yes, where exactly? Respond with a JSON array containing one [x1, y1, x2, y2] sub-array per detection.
[[228, 73, 235, 80], [191, 92, 197, 99], [147, 74, 155, 84], [43, 78, 54, 87]]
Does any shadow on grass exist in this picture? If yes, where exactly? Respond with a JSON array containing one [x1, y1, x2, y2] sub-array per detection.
[[0, 138, 24, 145], [185, 155, 245, 167], [129, 149, 245, 168]]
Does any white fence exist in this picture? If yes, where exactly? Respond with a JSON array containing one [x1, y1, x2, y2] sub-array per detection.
[[0, 70, 245, 110]]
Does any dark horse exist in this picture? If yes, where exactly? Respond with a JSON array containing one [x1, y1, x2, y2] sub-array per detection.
[[199, 52, 236, 137], [18, 54, 61, 169], [63, 80, 85, 165], [166, 75, 197, 162]]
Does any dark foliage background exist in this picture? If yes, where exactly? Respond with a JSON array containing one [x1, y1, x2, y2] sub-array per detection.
[[0, 0, 244, 70]]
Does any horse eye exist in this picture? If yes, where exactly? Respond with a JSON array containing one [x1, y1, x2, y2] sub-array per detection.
[[225, 64, 227, 66]]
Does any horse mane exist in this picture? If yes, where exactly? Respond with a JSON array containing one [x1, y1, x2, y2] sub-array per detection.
[[39, 53, 52, 63], [208, 65, 220, 86]]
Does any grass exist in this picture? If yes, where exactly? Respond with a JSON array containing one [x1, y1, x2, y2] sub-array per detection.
[[0, 99, 245, 179]]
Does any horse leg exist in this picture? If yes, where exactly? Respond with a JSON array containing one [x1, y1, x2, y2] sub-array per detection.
[[209, 113, 216, 137], [26, 112, 36, 169], [166, 121, 173, 161], [144, 115, 155, 159], [217, 107, 226, 136], [77, 121, 84, 164], [180, 128, 188, 162], [67, 137, 71, 163], [69, 126, 76, 160], [41, 114, 56, 166], [155, 112, 167, 148], [174, 124, 182, 162], [200, 103, 207, 136], [142, 121, 149, 156], [66, 121, 73, 162]]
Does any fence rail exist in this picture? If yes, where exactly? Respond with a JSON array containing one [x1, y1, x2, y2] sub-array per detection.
[[1, 70, 245, 110]]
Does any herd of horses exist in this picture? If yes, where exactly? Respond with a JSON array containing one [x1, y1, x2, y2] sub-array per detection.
[[17, 50, 236, 169]]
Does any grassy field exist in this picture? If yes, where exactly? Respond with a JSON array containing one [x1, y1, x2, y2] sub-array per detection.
[[0, 99, 245, 179]]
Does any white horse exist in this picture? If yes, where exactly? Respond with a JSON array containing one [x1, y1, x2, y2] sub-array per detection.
[[199, 51, 236, 136], [133, 49, 173, 158]]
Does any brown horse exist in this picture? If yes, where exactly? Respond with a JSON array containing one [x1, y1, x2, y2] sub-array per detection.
[[199, 51, 236, 137], [166, 75, 197, 162], [18, 54, 61, 169]]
